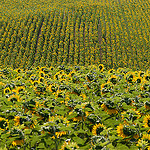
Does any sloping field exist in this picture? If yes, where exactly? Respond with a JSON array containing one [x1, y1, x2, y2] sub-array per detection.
[[0, 0, 150, 149], [0, 0, 149, 70]]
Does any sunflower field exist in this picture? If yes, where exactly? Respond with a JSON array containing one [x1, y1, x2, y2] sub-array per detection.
[[0, 0, 150, 69], [0, 65, 150, 149], [0, 0, 150, 149]]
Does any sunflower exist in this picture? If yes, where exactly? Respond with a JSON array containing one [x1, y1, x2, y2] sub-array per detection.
[[39, 66, 47, 72], [142, 134, 150, 141], [39, 71, 45, 77], [8, 94, 21, 102], [68, 71, 75, 77], [0, 117, 9, 131], [14, 116, 20, 126], [12, 139, 24, 146], [13, 86, 25, 94], [98, 64, 104, 72], [16, 76, 22, 80], [14, 68, 23, 73], [55, 131, 67, 138], [125, 72, 136, 83], [101, 103, 118, 115], [92, 123, 106, 135], [136, 139, 149, 148], [33, 80, 39, 86], [38, 77, 45, 83], [60, 140, 79, 150], [117, 124, 128, 139], [144, 73, 150, 81], [109, 75, 117, 84], [108, 69, 115, 74], [134, 76, 143, 83], [138, 71, 145, 77], [4, 87, 11, 95], [117, 124, 138, 139], [143, 115, 150, 128]]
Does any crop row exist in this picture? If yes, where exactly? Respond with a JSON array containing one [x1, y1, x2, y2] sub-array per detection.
[[0, 0, 150, 69]]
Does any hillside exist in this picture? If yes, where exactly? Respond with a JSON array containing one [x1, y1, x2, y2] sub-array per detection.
[[1, 0, 150, 70]]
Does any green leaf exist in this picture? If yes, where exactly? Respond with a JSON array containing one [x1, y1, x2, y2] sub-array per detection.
[[24, 129, 32, 135], [73, 137, 85, 145], [116, 143, 129, 150]]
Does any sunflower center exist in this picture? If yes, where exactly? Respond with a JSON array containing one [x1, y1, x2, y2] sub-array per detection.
[[0, 120, 6, 129], [10, 98, 17, 102], [5, 89, 10, 93], [110, 78, 117, 84], [96, 127, 103, 135], [99, 66, 102, 70], [137, 79, 141, 83], [123, 127, 132, 136]]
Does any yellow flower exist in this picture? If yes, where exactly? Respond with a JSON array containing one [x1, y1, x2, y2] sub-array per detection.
[[12, 139, 24, 146], [80, 93, 86, 100], [4, 87, 11, 95], [108, 69, 115, 74], [12, 86, 25, 94], [55, 131, 67, 138], [92, 123, 105, 135], [98, 64, 104, 72], [8, 94, 21, 102], [143, 115, 150, 128], [108, 75, 117, 84], [101, 103, 107, 111], [14, 116, 20, 126], [117, 124, 128, 139], [39, 71, 45, 77], [101, 103, 118, 115], [0, 117, 9, 131], [117, 124, 139, 139], [59, 140, 79, 150], [38, 77, 44, 83], [12, 141, 17, 146], [142, 134, 150, 141]]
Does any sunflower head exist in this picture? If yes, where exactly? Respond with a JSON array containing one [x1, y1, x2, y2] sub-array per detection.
[[4, 87, 11, 95], [143, 115, 150, 128], [13, 86, 25, 94], [0, 117, 9, 131], [125, 72, 135, 83], [134, 76, 142, 83], [92, 123, 105, 135], [39, 71, 45, 77], [60, 140, 79, 150], [38, 77, 44, 83], [109, 75, 117, 84], [108, 69, 115, 74], [98, 64, 104, 72], [8, 94, 21, 103], [117, 124, 138, 139], [12, 139, 24, 146], [14, 116, 20, 126], [142, 134, 150, 141]]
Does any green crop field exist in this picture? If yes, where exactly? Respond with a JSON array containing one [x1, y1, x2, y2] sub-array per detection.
[[0, 0, 150, 149]]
